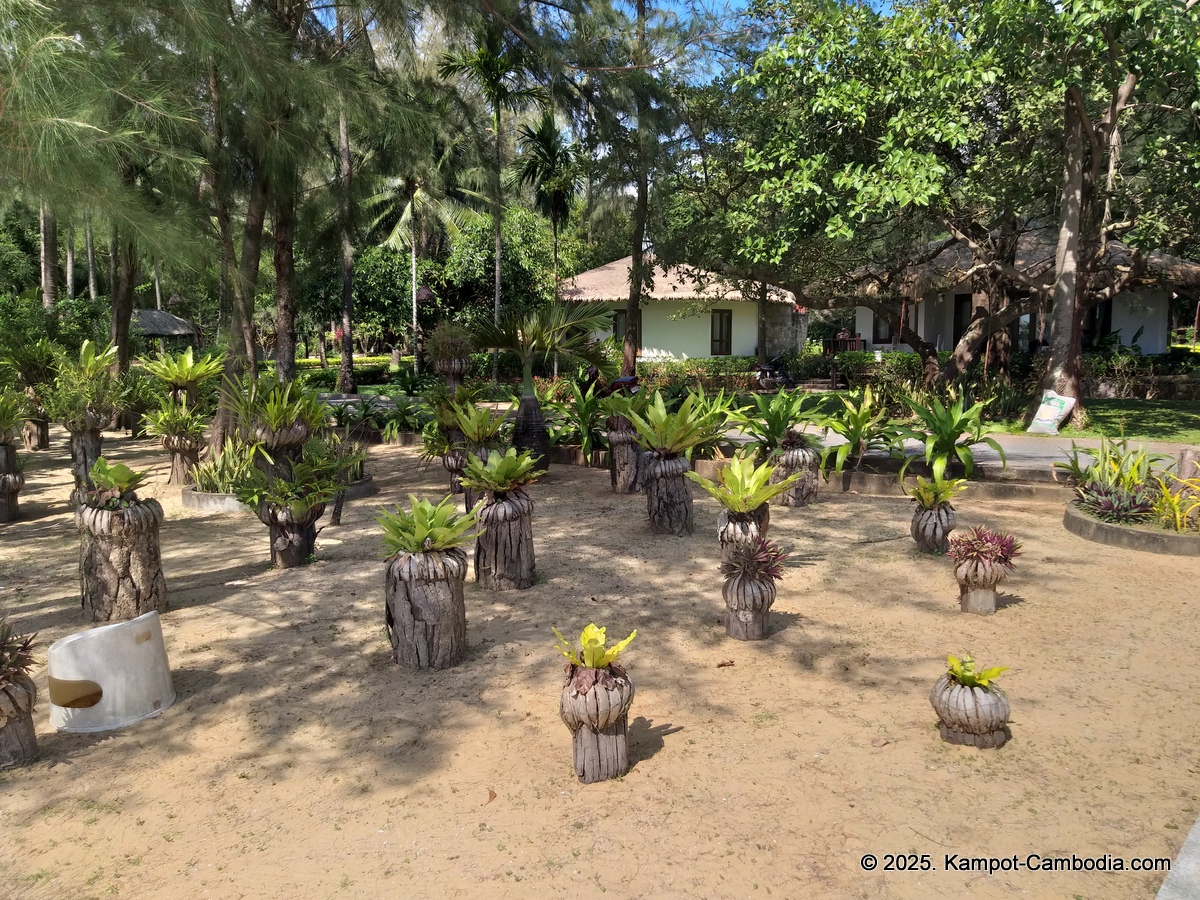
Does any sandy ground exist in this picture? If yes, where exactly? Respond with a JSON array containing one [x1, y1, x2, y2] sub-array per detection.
[[1, 428, 1199, 900]]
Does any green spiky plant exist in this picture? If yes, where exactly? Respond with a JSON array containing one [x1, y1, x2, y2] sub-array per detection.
[[1154, 475, 1200, 533], [898, 392, 1006, 479], [0, 615, 38, 764], [450, 400, 509, 452], [0, 390, 30, 439], [930, 651, 1012, 748], [191, 435, 260, 494], [84, 458, 149, 510], [0, 618, 36, 692], [378, 495, 484, 555], [460, 448, 546, 495], [903, 474, 969, 510], [720, 535, 788, 641], [142, 398, 207, 443], [544, 381, 607, 462], [627, 391, 728, 460], [461, 448, 545, 590], [553, 623, 636, 669], [732, 390, 823, 463], [820, 386, 904, 474], [686, 454, 801, 513], [140, 347, 225, 405]]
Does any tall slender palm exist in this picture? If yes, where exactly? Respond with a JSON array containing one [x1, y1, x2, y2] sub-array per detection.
[[438, 26, 541, 381], [510, 111, 581, 302]]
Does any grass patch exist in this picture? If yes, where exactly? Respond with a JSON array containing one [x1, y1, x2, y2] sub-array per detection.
[[995, 400, 1200, 444]]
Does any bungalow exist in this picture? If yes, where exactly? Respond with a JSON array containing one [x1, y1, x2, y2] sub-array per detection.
[[846, 234, 1200, 356], [562, 256, 803, 359]]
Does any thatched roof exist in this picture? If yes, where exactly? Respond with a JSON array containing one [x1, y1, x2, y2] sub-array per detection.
[[562, 255, 794, 304], [133, 308, 196, 338]]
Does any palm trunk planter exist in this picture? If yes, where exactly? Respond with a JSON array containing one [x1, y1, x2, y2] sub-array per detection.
[[76, 474, 168, 623], [462, 446, 492, 512], [21, 417, 49, 451], [385, 549, 468, 669], [720, 536, 787, 642], [911, 503, 956, 554], [0, 620, 38, 769], [443, 446, 467, 495], [689, 455, 801, 557], [68, 424, 103, 503], [929, 654, 1011, 749], [0, 442, 22, 523], [948, 527, 1021, 616], [772, 446, 819, 507], [475, 489, 536, 590], [434, 356, 470, 394], [607, 419, 642, 493], [645, 455, 694, 535], [554, 624, 637, 784], [717, 504, 770, 559], [257, 502, 325, 568], [163, 435, 204, 486]]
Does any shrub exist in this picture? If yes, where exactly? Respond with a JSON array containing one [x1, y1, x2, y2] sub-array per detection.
[[1075, 479, 1158, 524]]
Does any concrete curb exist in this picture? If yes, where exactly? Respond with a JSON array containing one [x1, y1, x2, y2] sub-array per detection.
[[181, 487, 251, 515], [1063, 502, 1200, 557]]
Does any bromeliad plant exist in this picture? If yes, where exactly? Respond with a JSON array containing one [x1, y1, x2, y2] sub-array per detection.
[[42, 341, 123, 500], [0, 618, 38, 768], [719, 535, 787, 641], [820, 386, 904, 475], [380, 496, 484, 670], [545, 381, 607, 464], [929, 653, 1012, 749], [733, 390, 824, 463], [76, 457, 167, 622], [140, 347, 225, 405], [686, 454, 800, 557], [903, 474, 968, 554], [143, 398, 209, 485], [948, 526, 1021, 615], [555, 623, 637, 784], [461, 449, 546, 591], [899, 392, 1006, 480]]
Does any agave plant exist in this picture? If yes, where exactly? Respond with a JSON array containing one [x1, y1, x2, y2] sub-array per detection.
[[899, 393, 1006, 480], [460, 449, 545, 591], [555, 623, 637, 784], [719, 535, 787, 641], [380, 495, 484, 670], [948, 526, 1021, 615], [929, 652, 1011, 749]]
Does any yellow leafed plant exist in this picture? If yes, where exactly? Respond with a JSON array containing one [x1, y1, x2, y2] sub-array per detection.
[[553, 623, 636, 668]]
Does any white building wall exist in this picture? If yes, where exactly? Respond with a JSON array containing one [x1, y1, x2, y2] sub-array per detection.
[[596, 301, 764, 359]]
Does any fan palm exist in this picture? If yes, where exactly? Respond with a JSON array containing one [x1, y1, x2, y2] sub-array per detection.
[[473, 304, 613, 462]]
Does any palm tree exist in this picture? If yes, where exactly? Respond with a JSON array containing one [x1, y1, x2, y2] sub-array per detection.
[[474, 304, 614, 464], [438, 26, 541, 381], [510, 111, 581, 302]]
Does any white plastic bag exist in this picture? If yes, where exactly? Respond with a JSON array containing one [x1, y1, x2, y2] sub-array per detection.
[[1026, 389, 1076, 435]]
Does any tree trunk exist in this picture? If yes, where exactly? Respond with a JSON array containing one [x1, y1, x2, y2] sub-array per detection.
[[411, 205, 420, 376], [337, 85, 357, 394], [511, 395, 550, 469], [607, 421, 642, 493], [273, 183, 298, 385], [76, 501, 168, 622], [559, 664, 634, 784], [491, 106, 503, 384], [108, 227, 117, 302], [757, 282, 769, 365], [163, 436, 202, 486], [0, 676, 38, 769], [69, 427, 103, 502], [717, 504, 770, 559], [85, 215, 98, 301], [110, 235, 138, 374], [384, 549, 468, 669], [21, 417, 49, 451], [461, 446, 491, 512], [0, 444, 22, 523], [40, 201, 57, 308], [772, 445, 819, 506], [645, 456, 693, 535], [722, 573, 776, 641], [623, 0, 649, 378], [475, 490, 536, 591], [259, 503, 323, 568], [65, 224, 75, 300], [911, 503, 956, 554]]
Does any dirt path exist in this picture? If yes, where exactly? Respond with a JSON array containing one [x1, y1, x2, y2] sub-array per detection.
[[1, 429, 1198, 899]]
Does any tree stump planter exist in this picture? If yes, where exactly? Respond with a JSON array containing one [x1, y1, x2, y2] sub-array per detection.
[[384, 549, 468, 669], [929, 674, 1010, 749], [0, 443, 22, 523], [772, 446, 819, 507], [0, 673, 38, 768], [68, 423, 103, 503], [722, 572, 776, 641], [21, 417, 49, 451], [76, 501, 168, 622], [954, 558, 1009, 615], [475, 490, 536, 591], [559, 663, 635, 784], [443, 446, 468, 495], [257, 502, 325, 568], [607, 422, 642, 494], [434, 357, 470, 394], [717, 505, 770, 560], [645, 456, 694, 535], [162, 435, 204, 486], [911, 502, 956, 554]]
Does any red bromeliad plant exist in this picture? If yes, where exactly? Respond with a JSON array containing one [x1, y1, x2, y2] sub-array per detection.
[[719, 536, 788, 641], [947, 527, 1021, 615]]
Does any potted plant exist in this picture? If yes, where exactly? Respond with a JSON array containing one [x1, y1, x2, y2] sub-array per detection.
[[600, 391, 651, 493], [473, 304, 613, 466], [307, 432, 369, 526], [76, 458, 168, 621], [0, 391, 27, 522], [379, 495, 483, 669], [686, 454, 801, 558], [734, 392, 824, 506], [720, 535, 787, 641], [461, 448, 546, 591], [929, 653, 1011, 749], [226, 376, 330, 480], [627, 392, 727, 536], [554, 623, 637, 784], [0, 618, 37, 768], [947, 526, 1021, 614], [3, 338, 56, 451], [420, 384, 479, 495], [185, 434, 258, 511], [904, 475, 968, 554], [117, 370, 164, 438], [451, 400, 510, 511], [143, 398, 209, 485], [42, 341, 123, 502], [234, 459, 340, 568], [140, 346, 224, 406], [771, 429, 823, 506], [426, 321, 474, 393]]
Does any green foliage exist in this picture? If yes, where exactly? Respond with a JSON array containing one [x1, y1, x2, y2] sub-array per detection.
[[378, 494, 483, 555], [139, 347, 225, 392], [85, 457, 148, 509], [191, 436, 259, 494], [732, 391, 824, 462], [380, 398, 428, 441], [450, 400, 509, 448], [224, 376, 330, 439], [42, 340, 123, 431], [304, 432, 368, 485], [552, 623, 636, 669], [899, 392, 1006, 480], [460, 448, 546, 494], [1075, 480, 1158, 525], [1054, 436, 1170, 491], [0, 617, 36, 688], [545, 382, 606, 459], [1153, 476, 1200, 534], [0, 389, 29, 432], [142, 398, 207, 442], [903, 475, 969, 510], [473, 303, 614, 395], [719, 535, 788, 583], [628, 391, 728, 459], [686, 454, 800, 514], [233, 461, 340, 518], [425, 321, 474, 363], [946, 654, 1008, 691], [442, 207, 557, 322], [598, 390, 652, 423], [820, 386, 903, 474]]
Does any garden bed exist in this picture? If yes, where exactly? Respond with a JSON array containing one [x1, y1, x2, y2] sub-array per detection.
[[1062, 501, 1200, 557], [1, 436, 1196, 899]]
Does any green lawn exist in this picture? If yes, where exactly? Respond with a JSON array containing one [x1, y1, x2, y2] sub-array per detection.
[[998, 399, 1200, 445]]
